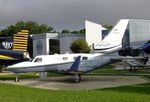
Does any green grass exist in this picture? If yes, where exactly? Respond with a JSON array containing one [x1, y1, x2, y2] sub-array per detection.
[[0, 82, 150, 102], [91, 65, 150, 75], [142, 75, 150, 80], [47, 72, 64, 77]]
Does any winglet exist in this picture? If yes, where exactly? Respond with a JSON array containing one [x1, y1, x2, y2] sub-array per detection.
[[139, 42, 150, 56], [68, 56, 81, 71], [140, 42, 150, 49]]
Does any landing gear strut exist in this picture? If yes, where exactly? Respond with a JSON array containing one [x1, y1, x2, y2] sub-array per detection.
[[15, 74, 20, 82], [129, 66, 138, 72], [74, 74, 81, 83]]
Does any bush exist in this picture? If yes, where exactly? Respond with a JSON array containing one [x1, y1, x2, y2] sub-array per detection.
[[70, 39, 90, 53]]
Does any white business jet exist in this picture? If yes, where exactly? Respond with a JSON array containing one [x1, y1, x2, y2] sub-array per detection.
[[5, 19, 129, 82]]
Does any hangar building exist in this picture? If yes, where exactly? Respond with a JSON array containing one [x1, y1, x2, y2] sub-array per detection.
[[32, 33, 84, 57]]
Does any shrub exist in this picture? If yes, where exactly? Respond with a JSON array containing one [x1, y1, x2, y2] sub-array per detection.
[[70, 39, 90, 53]]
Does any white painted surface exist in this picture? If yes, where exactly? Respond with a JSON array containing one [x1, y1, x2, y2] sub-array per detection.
[[85, 20, 106, 47]]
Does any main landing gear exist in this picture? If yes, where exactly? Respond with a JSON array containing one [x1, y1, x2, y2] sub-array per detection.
[[74, 74, 81, 83], [129, 66, 138, 72]]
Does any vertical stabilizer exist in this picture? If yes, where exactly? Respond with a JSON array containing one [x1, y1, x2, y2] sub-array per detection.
[[103, 19, 129, 42], [85, 20, 107, 47], [12, 30, 29, 52], [94, 19, 129, 53]]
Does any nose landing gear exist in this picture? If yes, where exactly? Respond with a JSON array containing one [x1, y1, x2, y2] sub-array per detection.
[[15, 74, 20, 82], [74, 74, 81, 83]]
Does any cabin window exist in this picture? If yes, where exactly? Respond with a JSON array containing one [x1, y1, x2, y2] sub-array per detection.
[[63, 57, 68, 60], [82, 57, 88, 60], [58, 58, 62, 60], [34, 58, 42, 62]]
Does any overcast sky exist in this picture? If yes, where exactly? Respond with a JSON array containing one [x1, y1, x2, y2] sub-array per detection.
[[0, 0, 150, 31]]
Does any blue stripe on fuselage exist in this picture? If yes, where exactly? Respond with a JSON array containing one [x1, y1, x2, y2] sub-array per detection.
[[68, 56, 81, 71]]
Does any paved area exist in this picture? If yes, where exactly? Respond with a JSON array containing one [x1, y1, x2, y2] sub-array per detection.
[[0, 75, 148, 90], [0, 71, 14, 75]]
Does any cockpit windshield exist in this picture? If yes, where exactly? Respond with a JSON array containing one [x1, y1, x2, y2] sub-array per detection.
[[34, 58, 42, 62]]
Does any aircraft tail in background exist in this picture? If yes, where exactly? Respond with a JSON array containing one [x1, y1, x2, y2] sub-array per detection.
[[0, 30, 30, 65], [12, 30, 29, 52], [85, 20, 107, 46], [94, 19, 129, 53]]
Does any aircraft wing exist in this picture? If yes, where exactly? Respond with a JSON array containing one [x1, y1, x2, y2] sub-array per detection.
[[109, 55, 149, 67], [110, 56, 144, 60]]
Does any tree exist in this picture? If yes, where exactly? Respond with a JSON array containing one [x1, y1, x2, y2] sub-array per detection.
[[70, 39, 90, 53], [71, 30, 79, 34], [0, 21, 56, 36], [38, 24, 55, 33], [61, 29, 70, 34], [71, 28, 85, 34], [79, 29, 85, 34], [103, 25, 113, 30]]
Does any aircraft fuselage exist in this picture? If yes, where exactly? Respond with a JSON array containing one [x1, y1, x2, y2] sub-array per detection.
[[5, 53, 111, 73]]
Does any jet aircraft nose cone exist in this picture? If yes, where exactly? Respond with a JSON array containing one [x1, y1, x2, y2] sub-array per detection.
[[4, 65, 12, 70], [4, 67, 11, 72]]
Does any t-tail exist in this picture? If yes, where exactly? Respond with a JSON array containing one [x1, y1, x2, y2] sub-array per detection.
[[94, 19, 129, 53]]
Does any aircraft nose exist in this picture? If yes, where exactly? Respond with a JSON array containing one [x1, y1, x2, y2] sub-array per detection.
[[4, 66, 12, 71], [4, 64, 18, 71], [4, 68, 10, 72]]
